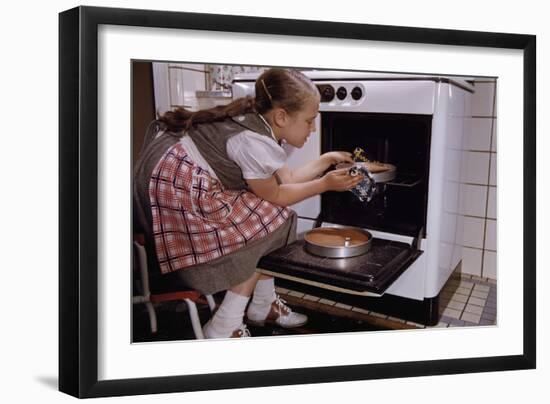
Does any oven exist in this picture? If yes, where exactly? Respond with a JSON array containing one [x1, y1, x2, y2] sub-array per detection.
[[232, 71, 473, 325]]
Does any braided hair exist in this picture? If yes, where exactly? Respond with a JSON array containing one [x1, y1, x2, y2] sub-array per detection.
[[157, 68, 318, 132]]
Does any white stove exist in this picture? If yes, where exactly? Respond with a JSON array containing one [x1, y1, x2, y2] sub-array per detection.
[[233, 70, 473, 325]]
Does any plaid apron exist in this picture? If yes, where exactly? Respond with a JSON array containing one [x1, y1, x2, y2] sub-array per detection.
[[150, 142, 291, 274]]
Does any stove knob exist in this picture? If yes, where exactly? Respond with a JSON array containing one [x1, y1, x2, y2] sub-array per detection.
[[337, 86, 347, 100], [317, 84, 335, 102], [351, 86, 363, 100]]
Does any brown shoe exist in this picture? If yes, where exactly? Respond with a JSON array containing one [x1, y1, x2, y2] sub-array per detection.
[[203, 321, 252, 339], [247, 296, 308, 329], [230, 324, 252, 338]]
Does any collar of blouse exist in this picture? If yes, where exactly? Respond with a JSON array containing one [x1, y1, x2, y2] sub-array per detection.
[[257, 113, 283, 146]]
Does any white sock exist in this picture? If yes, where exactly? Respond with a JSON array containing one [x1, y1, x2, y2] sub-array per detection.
[[208, 291, 250, 336], [252, 277, 277, 305]]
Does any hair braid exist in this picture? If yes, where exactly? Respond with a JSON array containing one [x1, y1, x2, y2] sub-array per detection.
[[157, 68, 318, 132], [158, 96, 256, 132]]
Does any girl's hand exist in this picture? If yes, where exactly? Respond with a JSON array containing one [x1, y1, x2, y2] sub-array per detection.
[[321, 151, 354, 166], [322, 168, 364, 192]]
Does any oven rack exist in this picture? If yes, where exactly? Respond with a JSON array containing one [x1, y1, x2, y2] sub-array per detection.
[[385, 172, 422, 188]]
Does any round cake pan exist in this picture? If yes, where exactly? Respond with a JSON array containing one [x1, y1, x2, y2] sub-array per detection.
[[304, 226, 372, 258], [370, 164, 396, 183]]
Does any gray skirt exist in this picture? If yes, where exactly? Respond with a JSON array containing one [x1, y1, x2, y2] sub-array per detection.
[[172, 211, 297, 295]]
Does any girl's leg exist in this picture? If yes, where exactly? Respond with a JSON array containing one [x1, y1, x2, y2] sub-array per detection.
[[246, 274, 308, 328], [203, 272, 261, 338], [250, 274, 278, 304], [229, 272, 262, 297]]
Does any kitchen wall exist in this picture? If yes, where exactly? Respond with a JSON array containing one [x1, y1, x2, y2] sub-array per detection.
[[152, 63, 209, 114], [152, 63, 265, 114], [207, 64, 266, 90], [460, 79, 497, 280]]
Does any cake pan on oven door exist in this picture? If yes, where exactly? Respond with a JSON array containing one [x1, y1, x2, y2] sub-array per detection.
[[304, 226, 373, 258]]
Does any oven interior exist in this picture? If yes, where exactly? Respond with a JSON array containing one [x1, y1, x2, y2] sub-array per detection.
[[320, 112, 432, 238]]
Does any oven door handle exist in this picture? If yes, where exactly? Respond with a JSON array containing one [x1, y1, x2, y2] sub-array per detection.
[[412, 226, 424, 251], [313, 213, 323, 229]]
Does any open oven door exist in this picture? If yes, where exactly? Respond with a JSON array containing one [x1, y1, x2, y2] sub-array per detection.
[[258, 232, 423, 297]]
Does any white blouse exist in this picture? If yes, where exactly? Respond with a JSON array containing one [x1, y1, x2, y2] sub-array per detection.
[[226, 130, 287, 180]]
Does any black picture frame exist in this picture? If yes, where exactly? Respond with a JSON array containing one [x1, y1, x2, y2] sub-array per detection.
[[59, 5, 536, 399]]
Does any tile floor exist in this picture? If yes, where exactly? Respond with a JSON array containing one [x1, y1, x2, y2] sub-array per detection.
[[436, 273, 497, 327]]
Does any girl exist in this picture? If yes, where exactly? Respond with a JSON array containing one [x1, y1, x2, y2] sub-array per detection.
[[134, 68, 363, 339]]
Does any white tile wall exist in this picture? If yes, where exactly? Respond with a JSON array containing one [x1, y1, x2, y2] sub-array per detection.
[[485, 219, 497, 251], [483, 250, 497, 279], [491, 119, 497, 152], [471, 82, 495, 117], [489, 154, 497, 186], [463, 217, 485, 249], [494, 82, 498, 118], [462, 152, 490, 184], [461, 184, 487, 217], [459, 80, 497, 280], [466, 118, 492, 151], [462, 247, 483, 277], [487, 187, 497, 219]]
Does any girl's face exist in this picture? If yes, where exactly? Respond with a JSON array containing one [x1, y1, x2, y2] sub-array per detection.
[[279, 96, 320, 148]]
